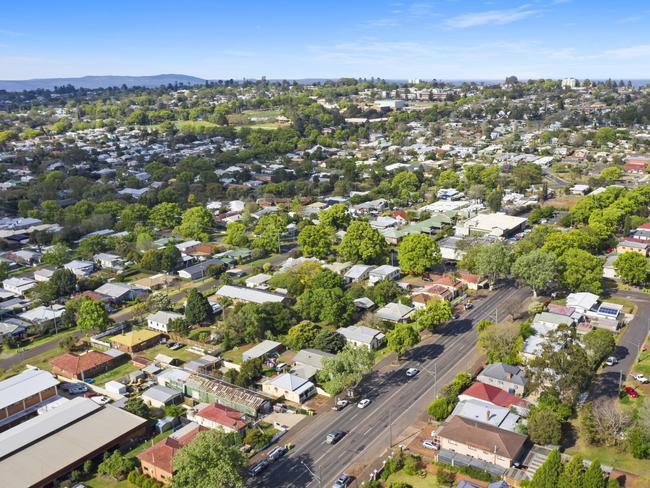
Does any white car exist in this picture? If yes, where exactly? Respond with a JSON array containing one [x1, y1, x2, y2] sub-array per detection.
[[90, 395, 110, 405], [332, 399, 349, 411], [633, 373, 649, 384], [605, 356, 618, 366], [406, 368, 419, 377], [422, 440, 438, 450], [357, 399, 371, 409]]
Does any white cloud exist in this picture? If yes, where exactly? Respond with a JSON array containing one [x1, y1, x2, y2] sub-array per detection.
[[446, 5, 542, 28], [604, 44, 650, 59]]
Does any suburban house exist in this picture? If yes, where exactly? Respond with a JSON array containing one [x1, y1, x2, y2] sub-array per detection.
[[138, 423, 207, 484], [344, 264, 375, 283], [242, 340, 284, 362], [477, 363, 526, 396], [450, 399, 520, 432], [110, 329, 162, 353], [2, 276, 36, 296], [616, 239, 648, 256], [94, 282, 148, 304], [178, 258, 225, 280], [532, 311, 575, 335], [0, 368, 60, 428], [368, 265, 401, 285], [50, 349, 127, 380], [19, 304, 65, 327], [245, 273, 272, 289], [375, 302, 415, 323], [94, 252, 125, 270], [214, 285, 289, 305], [193, 403, 248, 434], [141, 384, 183, 409], [456, 270, 489, 290], [434, 415, 527, 469], [292, 348, 335, 380], [458, 382, 530, 416], [337, 325, 386, 350], [262, 373, 316, 404], [63, 259, 95, 277], [455, 213, 526, 238], [147, 310, 184, 333], [33, 268, 55, 282], [0, 318, 29, 343], [0, 398, 147, 488]]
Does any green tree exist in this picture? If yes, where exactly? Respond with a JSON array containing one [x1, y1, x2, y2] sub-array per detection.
[[119, 203, 150, 230], [478, 321, 522, 365], [77, 299, 111, 333], [387, 323, 420, 359], [0, 261, 8, 281], [310, 269, 345, 290], [171, 430, 246, 488], [28, 281, 57, 304], [559, 248, 603, 294], [185, 289, 214, 324], [175, 206, 214, 241], [366, 278, 404, 306], [286, 321, 322, 350], [468, 242, 513, 284], [160, 242, 181, 272], [296, 288, 354, 325], [397, 233, 441, 274], [312, 328, 346, 353], [600, 166, 621, 183], [511, 250, 557, 297], [124, 396, 150, 418], [149, 202, 181, 229], [252, 214, 287, 254], [168, 317, 191, 336], [297, 224, 333, 259], [41, 243, 71, 266], [224, 221, 249, 247], [528, 407, 563, 445], [583, 329, 616, 367], [338, 221, 387, 264], [413, 301, 452, 331], [97, 451, 136, 481], [437, 169, 460, 188], [427, 396, 456, 421], [318, 203, 350, 229], [583, 460, 606, 488], [317, 345, 375, 395], [50, 268, 77, 297], [559, 456, 585, 488], [530, 449, 563, 488], [614, 252, 648, 285]]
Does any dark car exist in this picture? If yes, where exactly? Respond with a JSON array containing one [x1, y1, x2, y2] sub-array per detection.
[[332, 473, 352, 488], [248, 460, 270, 477], [326, 431, 346, 444], [267, 446, 288, 462]]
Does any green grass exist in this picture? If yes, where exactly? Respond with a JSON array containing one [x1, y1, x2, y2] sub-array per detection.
[[221, 343, 255, 364], [0, 346, 64, 379], [84, 478, 132, 488], [386, 471, 440, 488], [566, 441, 650, 479], [91, 361, 139, 386], [633, 348, 650, 378], [140, 344, 198, 364], [602, 296, 636, 314]]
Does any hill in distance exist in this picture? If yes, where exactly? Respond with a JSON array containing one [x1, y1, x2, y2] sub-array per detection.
[[0, 74, 207, 91]]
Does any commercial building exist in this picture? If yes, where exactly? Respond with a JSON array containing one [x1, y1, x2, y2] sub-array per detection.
[[0, 368, 59, 428]]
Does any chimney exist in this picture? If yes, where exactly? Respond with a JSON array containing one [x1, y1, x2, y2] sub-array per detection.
[[506, 372, 513, 380], [486, 409, 491, 421]]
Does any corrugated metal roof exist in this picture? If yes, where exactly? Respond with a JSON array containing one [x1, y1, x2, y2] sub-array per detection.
[[0, 368, 59, 411]]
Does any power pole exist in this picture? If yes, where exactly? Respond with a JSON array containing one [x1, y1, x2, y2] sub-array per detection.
[[388, 408, 392, 448]]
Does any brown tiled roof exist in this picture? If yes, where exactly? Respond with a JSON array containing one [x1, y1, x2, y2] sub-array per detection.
[[137, 426, 206, 474], [50, 350, 113, 375], [438, 415, 527, 459]]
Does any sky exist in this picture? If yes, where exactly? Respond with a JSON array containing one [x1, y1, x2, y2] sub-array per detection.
[[2, 0, 650, 81]]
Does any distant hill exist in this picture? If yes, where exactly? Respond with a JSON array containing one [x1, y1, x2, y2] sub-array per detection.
[[0, 74, 207, 91]]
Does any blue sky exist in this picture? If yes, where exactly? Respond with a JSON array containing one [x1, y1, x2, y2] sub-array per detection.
[[2, 0, 650, 80]]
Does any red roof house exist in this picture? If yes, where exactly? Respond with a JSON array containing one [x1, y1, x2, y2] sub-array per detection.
[[50, 350, 126, 380], [195, 403, 248, 434], [459, 382, 530, 412]]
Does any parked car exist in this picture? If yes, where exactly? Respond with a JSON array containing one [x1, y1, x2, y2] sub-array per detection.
[[332, 399, 349, 411], [623, 386, 639, 398], [405, 368, 419, 377], [357, 399, 371, 409], [67, 384, 88, 394], [332, 473, 352, 488], [326, 431, 346, 444], [633, 373, 649, 384], [248, 460, 269, 477], [267, 446, 288, 462], [605, 356, 618, 366], [84, 378, 95, 384], [463, 303, 473, 310], [422, 440, 438, 450]]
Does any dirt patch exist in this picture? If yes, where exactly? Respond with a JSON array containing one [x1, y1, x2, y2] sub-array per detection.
[[542, 195, 581, 209]]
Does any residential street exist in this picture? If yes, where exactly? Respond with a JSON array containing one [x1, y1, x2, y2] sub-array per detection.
[[254, 285, 532, 487], [589, 289, 650, 401]]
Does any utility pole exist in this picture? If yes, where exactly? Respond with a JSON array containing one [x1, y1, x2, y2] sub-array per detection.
[[388, 408, 392, 448]]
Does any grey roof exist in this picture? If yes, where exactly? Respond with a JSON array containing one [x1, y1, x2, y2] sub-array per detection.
[[451, 399, 519, 432], [242, 340, 282, 360], [338, 325, 386, 345], [293, 349, 335, 369], [0, 368, 59, 411], [142, 384, 182, 403], [478, 363, 525, 387], [264, 373, 313, 392], [147, 310, 184, 325], [375, 302, 414, 322], [216, 285, 286, 304]]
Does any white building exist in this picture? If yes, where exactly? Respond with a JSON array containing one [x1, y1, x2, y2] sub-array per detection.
[[147, 310, 184, 333]]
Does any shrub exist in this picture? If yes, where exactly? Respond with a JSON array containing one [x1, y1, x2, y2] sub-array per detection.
[[427, 396, 457, 421], [436, 469, 456, 486]]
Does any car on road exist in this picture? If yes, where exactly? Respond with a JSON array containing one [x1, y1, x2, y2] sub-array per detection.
[[463, 303, 473, 310], [452, 313, 460, 320], [332, 399, 349, 411], [332, 474, 352, 487], [326, 431, 346, 444], [605, 356, 618, 366], [248, 460, 269, 477], [623, 386, 639, 398], [267, 446, 288, 462], [357, 399, 371, 408], [405, 368, 419, 377], [633, 373, 649, 384], [90, 395, 110, 405], [422, 439, 438, 450]]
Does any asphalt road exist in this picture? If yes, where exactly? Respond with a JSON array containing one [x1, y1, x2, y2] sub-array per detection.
[[589, 289, 650, 400], [254, 284, 532, 488]]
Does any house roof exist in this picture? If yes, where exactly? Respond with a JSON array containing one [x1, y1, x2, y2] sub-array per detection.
[[197, 403, 247, 430], [138, 424, 206, 474], [460, 382, 528, 409], [142, 384, 182, 403], [375, 302, 414, 322], [437, 415, 527, 459], [478, 363, 525, 387], [50, 350, 115, 376], [147, 310, 184, 325], [111, 329, 160, 347], [264, 373, 312, 392], [0, 368, 59, 410], [566, 292, 599, 311], [293, 349, 335, 369], [338, 325, 386, 344], [215, 285, 286, 304], [451, 399, 519, 432]]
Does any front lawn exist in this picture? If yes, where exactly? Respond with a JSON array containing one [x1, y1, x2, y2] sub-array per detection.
[[91, 361, 139, 386], [222, 343, 255, 364], [632, 348, 650, 378], [386, 471, 440, 488]]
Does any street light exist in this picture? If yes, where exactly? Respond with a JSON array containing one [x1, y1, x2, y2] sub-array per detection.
[[298, 460, 321, 488]]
